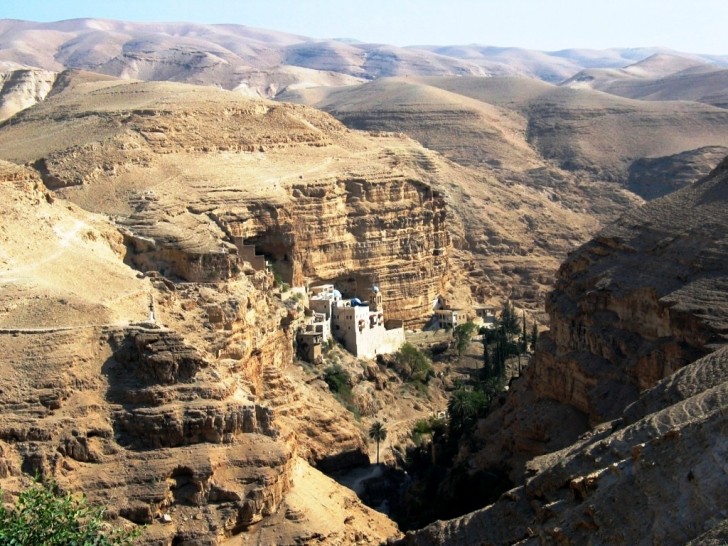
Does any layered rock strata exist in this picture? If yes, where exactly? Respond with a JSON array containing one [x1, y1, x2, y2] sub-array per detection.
[[0, 76, 454, 325], [403, 159, 728, 544], [218, 175, 450, 325], [0, 161, 398, 544], [0, 68, 56, 121]]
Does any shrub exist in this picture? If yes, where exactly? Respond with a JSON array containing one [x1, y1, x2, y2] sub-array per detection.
[[453, 321, 477, 356], [393, 343, 433, 383], [447, 388, 490, 435], [323, 363, 350, 394], [0, 478, 139, 545], [322, 364, 360, 418]]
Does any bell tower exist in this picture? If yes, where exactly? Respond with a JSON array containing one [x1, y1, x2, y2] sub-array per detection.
[[370, 285, 383, 312]]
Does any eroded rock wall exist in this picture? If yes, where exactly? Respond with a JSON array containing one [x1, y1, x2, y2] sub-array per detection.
[[0, 162, 396, 545], [219, 175, 450, 325], [402, 158, 728, 545]]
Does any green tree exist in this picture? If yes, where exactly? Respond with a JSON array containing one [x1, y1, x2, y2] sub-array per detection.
[[453, 321, 477, 356], [521, 312, 528, 352], [369, 421, 387, 465], [482, 340, 492, 381], [393, 343, 433, 382], [0, 478, 138, 546], [323, 363, 350, 394], [447, 388, 488, 435], [500, 300, 520, 338], [530, 322, 539, 350]]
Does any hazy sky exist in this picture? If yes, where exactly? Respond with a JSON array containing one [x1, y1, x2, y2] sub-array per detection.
[[3, 0, 728, 54]]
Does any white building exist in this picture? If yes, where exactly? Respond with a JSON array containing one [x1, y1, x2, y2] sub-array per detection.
[[331, 286, 405, 359], [434, 308, 462, 328], [298, 284, 405, 361]]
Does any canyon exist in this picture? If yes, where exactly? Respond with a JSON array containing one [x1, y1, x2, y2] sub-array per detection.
[[401, 158, 728, 546], [0, 17, 727, 546]]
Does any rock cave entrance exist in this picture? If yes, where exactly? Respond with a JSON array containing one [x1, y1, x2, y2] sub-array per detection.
[[327, 272, 374, 300], [170, 466, 199, 505], [241, 234, 295, 285]]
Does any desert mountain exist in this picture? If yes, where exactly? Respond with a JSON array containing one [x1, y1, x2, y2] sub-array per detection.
[[0, 70, 636, 316], [563, 53, 728, 108], [1, 15, 727, 546], [2, 18, 728, 100], [287, 75, 728, 201], [402, 155, 728, 546], [0, 18, 487, 98]]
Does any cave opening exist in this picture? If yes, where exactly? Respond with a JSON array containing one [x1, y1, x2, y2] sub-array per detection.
[[242, 233, 294, 285]]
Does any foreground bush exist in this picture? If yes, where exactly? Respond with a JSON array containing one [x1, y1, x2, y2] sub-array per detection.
[[0, 478, 138, 546]]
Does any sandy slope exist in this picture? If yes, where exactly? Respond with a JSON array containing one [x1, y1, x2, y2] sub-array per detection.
[[0, 161, 150, 329]]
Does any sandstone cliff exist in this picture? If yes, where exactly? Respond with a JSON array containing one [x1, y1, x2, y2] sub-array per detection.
[[402, 159, 728, 545], [0, 75, 455, 325], [0, 161, 399, 544]]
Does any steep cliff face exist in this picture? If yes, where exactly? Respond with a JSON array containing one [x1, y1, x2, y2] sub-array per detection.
[[539, 157, 728, 423], [219, 175, 450, 324], [402, 159, 728, 545], [0, 76, 455, 326], [402, 347, 728, 546], [0, 161, 398, 544]]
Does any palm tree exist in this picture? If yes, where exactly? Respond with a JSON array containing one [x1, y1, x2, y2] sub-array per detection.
[[368, 421, 387, 465]]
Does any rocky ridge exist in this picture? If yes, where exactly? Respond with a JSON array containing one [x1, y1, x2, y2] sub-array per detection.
[[0, 159, 398, 544], [2, 19, 727, 97], [0, 75, 456, 325], [402, 159, 728, 545]]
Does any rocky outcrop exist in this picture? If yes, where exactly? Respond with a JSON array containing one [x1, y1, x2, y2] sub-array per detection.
[[402, 347, 728, 546], [219, 175, 450, 325], [538, 157, 728, 423], [402, 158, 728, 544], [0, 161, 399, 545], [0, 68, 56, 121], [0, 76, 455, 326], [0, 324, 295, 543]]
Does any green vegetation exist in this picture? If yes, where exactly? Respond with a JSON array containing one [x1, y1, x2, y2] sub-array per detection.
[[411, 417, 446, 447], [323, 363, 350, 393], [391, 302, 529, 531], [447, 388, 489, 435], [481, 300, 533, 382], [530, 322, 539, 350], [0, 478, 139, 546], [322, 363, 360, 418], [392, 343, 433, 384], [368, 421, 387, 465], [270, 262, 289, 291], [452, 321, 477, 356]]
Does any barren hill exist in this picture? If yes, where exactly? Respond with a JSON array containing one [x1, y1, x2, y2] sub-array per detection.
[[294, 75, 728, 200], [402, 156, 728, 546], [0, 19, 491, 98], [414, 45, 728, 83], [563, 53, 728, 108], [2, 18, 728, 101]]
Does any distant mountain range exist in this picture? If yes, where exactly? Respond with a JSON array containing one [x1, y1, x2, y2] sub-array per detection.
[[2, 18, 728, 99]]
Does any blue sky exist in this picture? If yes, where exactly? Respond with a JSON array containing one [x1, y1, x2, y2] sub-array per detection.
[[3, 0, 728, 54]]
